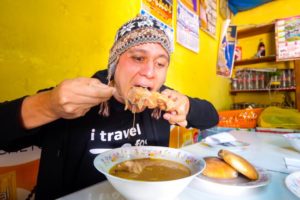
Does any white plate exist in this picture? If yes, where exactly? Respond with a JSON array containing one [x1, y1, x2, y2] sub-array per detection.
[[190, 167, 270, 196], [285, 171, 300, 198]]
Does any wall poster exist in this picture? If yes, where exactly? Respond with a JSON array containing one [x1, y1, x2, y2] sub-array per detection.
[[141, 0, 174, 51], [216, 19, 237, 78], [275, 15, 300, 61], [176, 0, 200, 53], [199, 0, 217, 38], [141, 0, 173, 27]]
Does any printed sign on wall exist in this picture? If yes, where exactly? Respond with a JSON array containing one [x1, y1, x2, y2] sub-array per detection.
[[275, 15, 300, 61]]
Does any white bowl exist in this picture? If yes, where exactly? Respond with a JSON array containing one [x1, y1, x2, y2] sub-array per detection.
[[285, 171, 300, 198], [93, 146, 205, 200], [283, 133, 300, 152]]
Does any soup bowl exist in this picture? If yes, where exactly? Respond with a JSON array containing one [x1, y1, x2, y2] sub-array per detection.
[[93, 146, 205, 200]]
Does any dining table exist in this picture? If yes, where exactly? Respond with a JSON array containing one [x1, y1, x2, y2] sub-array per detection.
[[57, 130, 300, 200]]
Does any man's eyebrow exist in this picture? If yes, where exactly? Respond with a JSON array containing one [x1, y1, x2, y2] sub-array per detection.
[[127, 49, 169, 60], [157, 54, 169, 61], [127, 49, 147, 54]]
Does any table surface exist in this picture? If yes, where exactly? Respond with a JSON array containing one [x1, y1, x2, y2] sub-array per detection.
[[58, 131, 300, 200]]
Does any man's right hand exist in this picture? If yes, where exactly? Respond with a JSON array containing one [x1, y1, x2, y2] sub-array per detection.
[[21, 77, 115, 129], [48, 77, 115, 119]]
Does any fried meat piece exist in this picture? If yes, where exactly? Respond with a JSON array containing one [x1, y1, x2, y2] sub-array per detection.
[[125, 87, 175, 118]]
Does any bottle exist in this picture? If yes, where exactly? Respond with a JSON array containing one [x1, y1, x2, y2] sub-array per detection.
[[287, 69, 292, 88], [248, 71, 253, 90], [255, 71, 259, 89], [259, 72, 265, 89], [237, 71, 243, 90], [256, 40, 266, 57], [243, 70, 248, 90], [291, 69, 296, 87], [231, 78, 237, 90], [281, 69, 286, 88]]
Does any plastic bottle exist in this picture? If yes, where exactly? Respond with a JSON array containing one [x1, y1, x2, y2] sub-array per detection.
[[231, 78, 237, 90], [287, 69, 292, 88], [260, 72, 265, 89], [281, 69, 286, 88], [243, 70, 248, 90], [291, 69, 296, 87], [248, 71, 253, 90], [255, 71, 260, 89], [236, 71, 242, 90]]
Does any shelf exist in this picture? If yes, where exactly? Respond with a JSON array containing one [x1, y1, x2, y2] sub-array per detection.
[[230, 87, 296, 94], [232, 22, 300, 111], [237, 23, 275, 39], [234, 55, 276, 66]]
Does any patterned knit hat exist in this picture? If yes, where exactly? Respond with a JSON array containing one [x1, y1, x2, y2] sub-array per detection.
[[107, 15, 171, 81]]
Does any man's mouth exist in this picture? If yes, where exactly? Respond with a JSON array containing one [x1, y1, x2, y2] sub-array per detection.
[[133, 84, 152, 91]]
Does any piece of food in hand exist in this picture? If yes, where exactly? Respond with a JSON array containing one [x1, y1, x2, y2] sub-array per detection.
[[218, 149, 259, 180], [202, 157, 238, 179], [125, 87, 175, 115]]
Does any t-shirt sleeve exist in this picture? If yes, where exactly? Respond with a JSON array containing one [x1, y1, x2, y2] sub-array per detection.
[[186, 97, 219, 130], [0, 97, 40, 150]]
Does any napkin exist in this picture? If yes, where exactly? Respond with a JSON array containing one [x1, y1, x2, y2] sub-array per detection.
[[202, 132, 237, 146], [285, 157, 300, 172], [201, 132, 250, 152]]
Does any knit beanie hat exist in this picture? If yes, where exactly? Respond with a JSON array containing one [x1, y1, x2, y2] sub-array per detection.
[[107, 15, 171, 81]]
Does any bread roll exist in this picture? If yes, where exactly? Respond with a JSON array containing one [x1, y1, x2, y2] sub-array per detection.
[[218, 149, 259, 180], [202, 157, 238, 179]]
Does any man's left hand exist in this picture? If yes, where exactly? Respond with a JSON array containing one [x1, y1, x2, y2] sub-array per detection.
[[161, 89, 190, 127]]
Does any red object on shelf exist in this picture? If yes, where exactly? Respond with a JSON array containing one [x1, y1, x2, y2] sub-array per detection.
[[234, 46, 242, 61]]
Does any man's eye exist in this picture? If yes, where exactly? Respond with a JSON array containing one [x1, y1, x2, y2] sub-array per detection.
[[157, 63, 166, 68], [156, 60, 168, 68], [132, 56, 144, 62]]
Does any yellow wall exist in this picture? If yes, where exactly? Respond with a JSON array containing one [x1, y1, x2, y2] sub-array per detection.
[[0, 0, 230, 110], [231, 0, 300, 107], [0, 0, 140, 100]]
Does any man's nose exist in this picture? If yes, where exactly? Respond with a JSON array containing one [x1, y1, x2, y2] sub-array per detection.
[[139, 62, 155, 78]]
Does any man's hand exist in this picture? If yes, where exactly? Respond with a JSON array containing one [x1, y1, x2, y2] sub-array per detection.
[[161, 89, 190, 127], [48, 77, 114, 119], [21, 77, 115, 129]]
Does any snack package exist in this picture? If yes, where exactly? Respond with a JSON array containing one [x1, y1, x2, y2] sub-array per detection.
[[258, 106, 300, 129]]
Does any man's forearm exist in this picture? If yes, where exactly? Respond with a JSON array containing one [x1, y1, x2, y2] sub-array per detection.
[[21, 91, 59, 129], [186, 98, 219, 130]]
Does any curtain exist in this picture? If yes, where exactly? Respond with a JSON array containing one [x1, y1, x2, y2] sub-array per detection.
[[228, 0, 273, 14]]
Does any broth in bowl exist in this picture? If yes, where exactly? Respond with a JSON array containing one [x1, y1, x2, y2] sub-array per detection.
[[109, 158, 191, 181]]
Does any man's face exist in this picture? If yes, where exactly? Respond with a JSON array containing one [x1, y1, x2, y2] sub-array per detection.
[[113, 43, 170, 103]]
